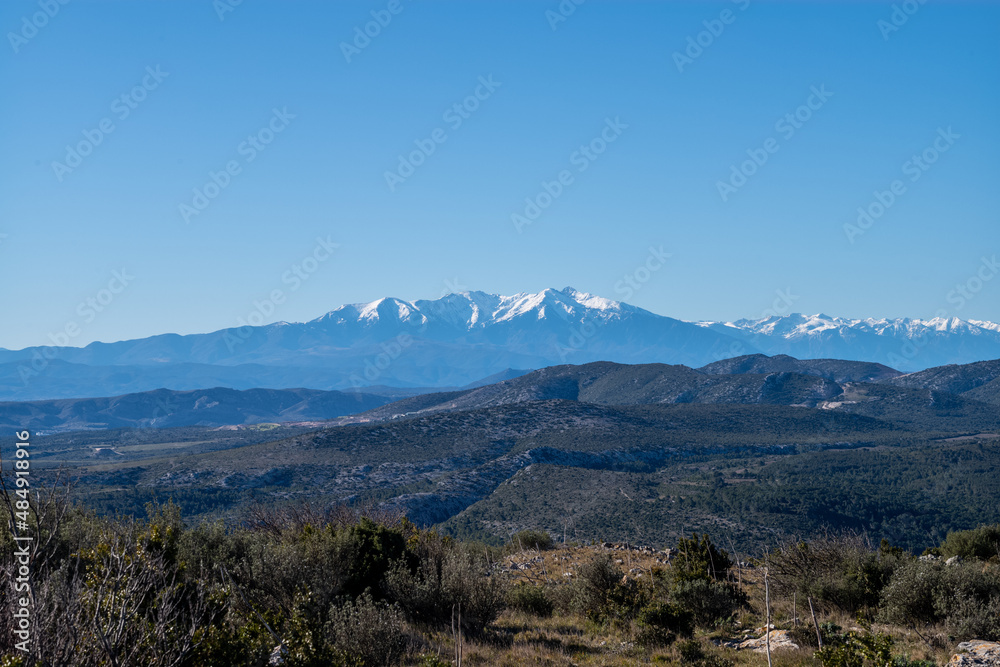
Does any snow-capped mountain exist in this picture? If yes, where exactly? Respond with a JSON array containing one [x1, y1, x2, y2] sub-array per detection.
[[0, 288, 745, 399], [1, 288, 998, 401], [696, 313, 1000, 371], [312, 287, 637, 332]]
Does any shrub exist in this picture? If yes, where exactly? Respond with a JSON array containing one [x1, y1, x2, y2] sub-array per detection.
[[508, 529, 554, 552], [673, 533, 733, 583], [385, 533, 507, 636], [338, 518, 409, 599], [939, 524, 1000, 562], [678, 639, 705, 662], [636, 602, 693, 647], [507, 583, 554, 617], [878, 558, 1000, 640], [233, 520, 350, 617], [439, 546, 508, 634], [571, 554, 633, 623], [816, 630, 894, 667], [768, 534, 902, 614], [945, 593, 1000, 640], [324, 593, 408, 666], [670, 578, 746, 629], [814, 629, 937, 667]]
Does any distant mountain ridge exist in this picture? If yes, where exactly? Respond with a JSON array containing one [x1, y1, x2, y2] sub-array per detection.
[[0, 387, 393, 433], [0, 370, 537, 433], [342, 356, 1000, 433], [697, 313, 1000, 371], [2, 288, 998, 400]]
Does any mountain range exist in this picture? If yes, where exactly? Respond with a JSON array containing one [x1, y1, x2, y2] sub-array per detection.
[[3, 287, 999, 401], [7, 353, 999, 433], [34, 354, 1000, 551]]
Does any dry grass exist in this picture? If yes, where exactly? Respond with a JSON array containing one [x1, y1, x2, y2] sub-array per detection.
[[404, 544, 963, 666], [501, 543, 672, 586]]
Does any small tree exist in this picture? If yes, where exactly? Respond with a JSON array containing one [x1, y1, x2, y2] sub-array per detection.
[[673, 533, 734, 583]]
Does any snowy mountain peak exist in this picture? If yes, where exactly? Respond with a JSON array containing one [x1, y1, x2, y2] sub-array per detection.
[[696, 312, 1000, 370], [4, 289, 999, 398], [313, 288, 638, 330]]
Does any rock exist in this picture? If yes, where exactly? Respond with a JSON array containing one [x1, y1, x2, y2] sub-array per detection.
[[919, 554, 941, 562], [268, 643, 288, 666], [736, 629, 799, 653], [947, 555, 964, 566], [948, 641, 1000, 666]]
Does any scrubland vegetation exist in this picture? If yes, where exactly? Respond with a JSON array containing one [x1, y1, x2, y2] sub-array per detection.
[[2, 487, 999, 666]]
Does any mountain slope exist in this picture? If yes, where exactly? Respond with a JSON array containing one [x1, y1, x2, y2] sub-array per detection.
[[0, 387, 392, 432], [54, 396, 1000, 552], [698, 353, 901, 383], [885, 359, 1000, 397], [343, 361, 845, 423], [10, 356, 998, 433], [345, 358, 1000, 432]]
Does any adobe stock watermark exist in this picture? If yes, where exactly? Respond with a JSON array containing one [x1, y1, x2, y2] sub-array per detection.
[[51, 66, 169, 182], [877, 0, 926, 41], [18, 269, 135, 385], [946, 255, 999, 311], [438, 277, 469, 299], [223, 236, 339, 352], [384, 75, 502, 192], [340, 0, 410, 63], [716, 84, 833, 202], [546, 0, 586, 31], [348, 334, 414, 389], [213, 0, 243, 21], [843, 127, 959, 244], [178, 107, 295, 223], [886, 254, 997, 369], [348, 276, 466, 388], [614, 246, 672, 301], [10, 430, 33, 654], [673, 0, 750, 73], [555, 245, 670, 362], [7, 0, 70, 54], [511, 117, 628, 233]]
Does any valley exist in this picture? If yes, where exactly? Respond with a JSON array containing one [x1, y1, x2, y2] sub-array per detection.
[[12, 354, 1000, 554]]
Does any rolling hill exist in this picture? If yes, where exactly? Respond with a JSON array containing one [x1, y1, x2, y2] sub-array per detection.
[[0, 387, 393, 432]]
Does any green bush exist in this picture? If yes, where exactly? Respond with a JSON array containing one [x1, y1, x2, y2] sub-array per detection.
[[508, 529, 555, 552], [669, 578, 746, 629], [939, 524, 1000, 562], [507, 583, 554, 617], [339, 518, 409, 599], [385, 533, 507, 636], [636, 601, 693, 647], [878, 558, 1000, 640], [571, 554, 635, 624], [816, 630, 894, 667], [674, 639, 734, 667], [814, 629, 937, 667], [324, 593, 408, 666], [673, 533, 733, 583], [768, 535, 902, 614]]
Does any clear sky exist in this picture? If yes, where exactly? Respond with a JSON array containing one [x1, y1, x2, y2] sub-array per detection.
[[1, 0, 998, 350]]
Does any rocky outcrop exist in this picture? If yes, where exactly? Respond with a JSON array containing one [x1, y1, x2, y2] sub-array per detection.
[[727, 629, 799, 653], [948, 641, 1000, 666]]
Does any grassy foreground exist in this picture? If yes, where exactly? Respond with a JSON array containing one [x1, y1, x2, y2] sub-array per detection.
[[1, 489, 998, 666]]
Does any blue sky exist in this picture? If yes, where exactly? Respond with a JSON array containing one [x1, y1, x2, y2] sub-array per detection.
[[1, 0, 998, 350]]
